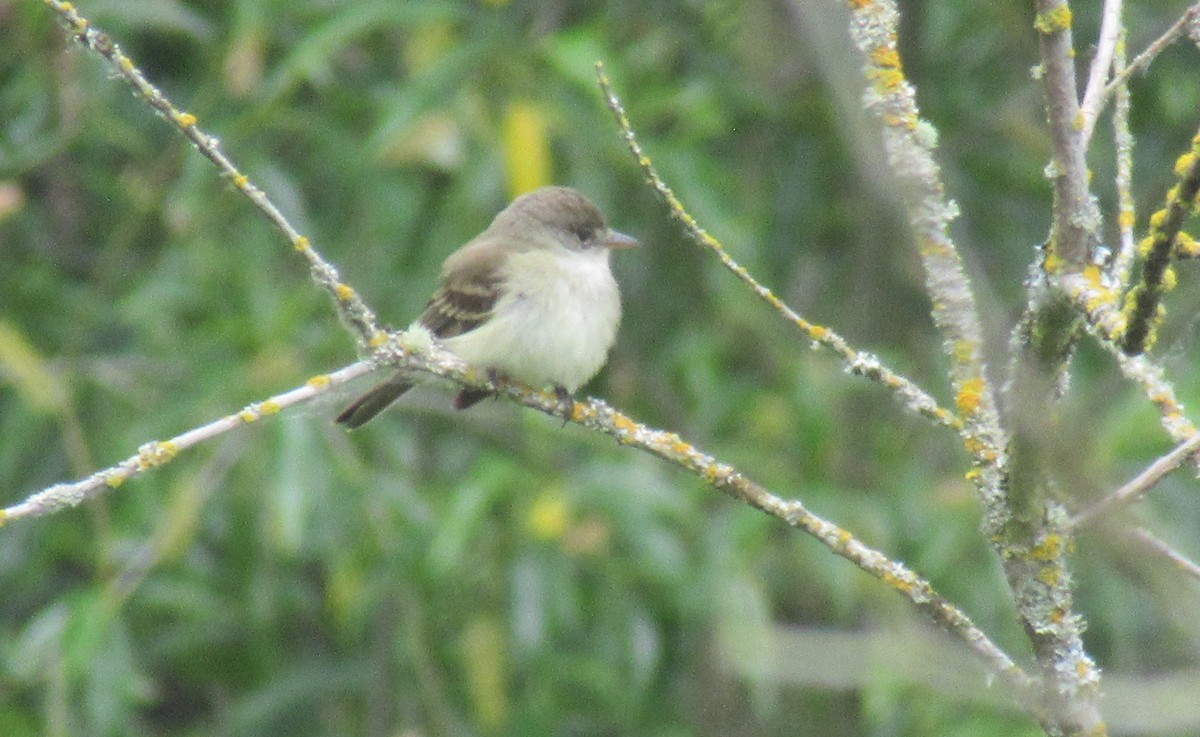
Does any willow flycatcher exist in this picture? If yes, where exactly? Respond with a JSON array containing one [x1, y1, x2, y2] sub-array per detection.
[[336, 186, 636, 428]]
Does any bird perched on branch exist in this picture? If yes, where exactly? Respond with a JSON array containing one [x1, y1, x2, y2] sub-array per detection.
[[336, 186, 637, 428]]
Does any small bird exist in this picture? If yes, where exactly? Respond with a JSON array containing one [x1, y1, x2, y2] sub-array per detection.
[[336, 186, 637, 428]]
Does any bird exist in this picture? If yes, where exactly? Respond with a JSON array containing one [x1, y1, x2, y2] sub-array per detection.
[[335, 185, 637, 428]]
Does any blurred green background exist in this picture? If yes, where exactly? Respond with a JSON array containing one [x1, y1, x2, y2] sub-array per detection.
[[3, 0, 1200, 735]]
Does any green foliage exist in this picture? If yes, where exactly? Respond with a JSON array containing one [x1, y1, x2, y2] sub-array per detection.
[[3, 1, 1200, 736]]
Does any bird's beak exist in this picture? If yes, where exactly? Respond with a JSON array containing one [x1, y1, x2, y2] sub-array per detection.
[[603, 229, 639, 249]]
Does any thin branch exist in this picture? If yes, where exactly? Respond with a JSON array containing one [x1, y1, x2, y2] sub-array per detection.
[[841, 1, 1008, 499], [1071, 433, 1200, 528], [594, 64, 961, 434], [1120, 128, 1200, 354], [1034, 0, 1099, 269], [1100, 4, 1200, 104], [42, 0, 385, 349], [1111, 35, 1138, 287], [0, 361, 375, 524], [1, 332, 1040, 710], [1128, 527, 1200, 583], [1079, 0, 1125, 146]]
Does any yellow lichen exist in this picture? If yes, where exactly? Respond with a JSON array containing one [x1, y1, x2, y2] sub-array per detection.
[[952, 339, 976, 364], [1030, 534, 1062, 561], [1177, 231, 1199, 257], [1174, 152, 1197, 177], [871, 68, 905, 94], [1034, 5, 1072, 34], [105, 469, 130, 488], [1038, 564, 1063, 586], [260, 401, 282, 415], [955, 377, 985, 415], [334, 283, 354, 301], [870, 46, 900, 70], [307, 375, 331, 389], [177, 112, 197, 128], [1149, 208, 1169, 229], [139, 441, 179, 469]]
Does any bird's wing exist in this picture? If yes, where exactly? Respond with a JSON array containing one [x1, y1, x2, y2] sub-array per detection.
[[418, 238, 507, 338]]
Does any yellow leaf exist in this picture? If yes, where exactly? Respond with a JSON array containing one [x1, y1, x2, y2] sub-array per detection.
[[461, 616, 508, 728], [0, 320, 66, 413], [503, 101, 551, 198]]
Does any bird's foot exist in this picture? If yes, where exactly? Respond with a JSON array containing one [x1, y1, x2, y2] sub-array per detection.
[[553, 385, 576, 424]]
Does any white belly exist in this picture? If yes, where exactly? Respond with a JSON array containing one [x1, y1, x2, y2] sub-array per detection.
[[442, 246, 621, 392]]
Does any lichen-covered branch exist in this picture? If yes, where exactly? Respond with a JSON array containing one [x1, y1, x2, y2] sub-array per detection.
[[595, 64, 960, 434], [1034, 0, 1100, 269], [43, 0, 384, 350], [843, 0, 1007, 530], [1120, 132, 1200, 355], [0, 361, 375, 525], [848, 1, 1107, 733], [1, 333, 1039, 710]]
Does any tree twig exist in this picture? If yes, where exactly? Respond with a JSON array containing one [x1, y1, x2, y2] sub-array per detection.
[[1, 332, 1041, 711], [42, 0, 385, 350], [1099, 4, 1200, 105], [1079, 0, 1126, 146], [595, 63, 961, 434], [1071, 433, 1200, 528]]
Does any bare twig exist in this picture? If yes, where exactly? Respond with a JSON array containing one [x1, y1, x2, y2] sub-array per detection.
[[1129, 527, 1200, 583], [1071, 433, 1200, 528], [1079, 0, 1125, 146], [1100, 4, 1200, 104], [595, 64, 961, 434], [42, 0, 385, 349], [0, 361, 374, 524], [1111, 35, 1138, 287]]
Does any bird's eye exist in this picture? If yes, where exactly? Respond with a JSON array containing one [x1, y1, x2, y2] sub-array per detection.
[[572, 224, 596, 242]]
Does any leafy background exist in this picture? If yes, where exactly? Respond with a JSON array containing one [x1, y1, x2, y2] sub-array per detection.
[[2, 0, 1200, 735]]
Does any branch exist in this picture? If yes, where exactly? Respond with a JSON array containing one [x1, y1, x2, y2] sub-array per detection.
[[1071, 433, 1200, 528], [1099, 4, 1200, 105], [1111, 35, 1138, 287], [1120, 130, 1200, 354], [847, 1, 1104, 732], [1078, 0, 1125, 146], [1128, 527, 1200, 584], [841, 0, 1007, 496], [1, 331, 1040, 709], [1034, 0, 1100, 269], [42, 0, 385, 349], [594, 64, 961, 434], [1, 360, 373, 524]]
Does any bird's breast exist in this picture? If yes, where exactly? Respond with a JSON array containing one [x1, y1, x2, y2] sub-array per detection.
[[442, 247, 621, 391]]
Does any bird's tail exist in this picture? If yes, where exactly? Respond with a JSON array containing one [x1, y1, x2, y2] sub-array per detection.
[[335, 375, 413, 428]]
